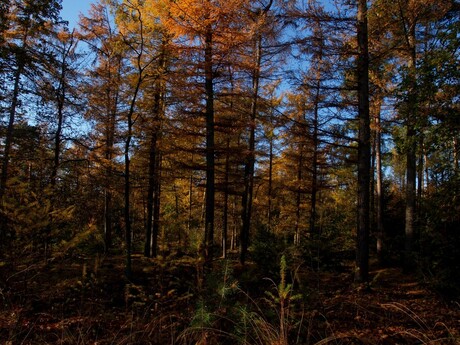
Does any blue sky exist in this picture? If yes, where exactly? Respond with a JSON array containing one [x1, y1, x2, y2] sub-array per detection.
[[61, 0, 92, 28]]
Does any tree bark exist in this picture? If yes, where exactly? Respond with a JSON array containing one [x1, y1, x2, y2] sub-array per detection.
[[404, 22, 417, 272], [355, 0, 371, 284], [51, 72, 65, 189], [267, 134, 273, 229], [310, 77, 321, 237], [0, 60, 23, 241], [145, 44, 166, 257], [222, 137, 230, 258], [104, 55, 121, 253], [124, 67, 143, 278], [240, 35, 261, 265], [294, 147, 303, 245], [145, 98, 160, 258], [374, 99, 385, 263], [204, 24, 215, 263]]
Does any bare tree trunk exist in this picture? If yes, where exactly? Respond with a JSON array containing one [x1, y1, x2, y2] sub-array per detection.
[[404, 23, 417, 272], [153, 153, 162, 254], [231, 195, 237, 251], [294, 148, 303, 245], [145, 130, 157, 258], [417, 135, 424, 201], [188, 154, 194, 234], [51, 82, 64, 189], [310, 77, 320, 237], [240, 35, 261, 265], [267, 136, 273, 229], [454, 137, 459, 173], [124, 111, 133, 277], [104, 57, 121, 253], [374, 99, 385, 263], [308, 14, 325, 240], [145, 80, 164, 257], [146, 40, 167, 257], [124, 62, 143, 277], [50, 34, 76, 190], [204, 25, 215, 263], [370, 129, 376, 234], [0, 59, 23, 243], [145, 116, 161, 257], [222, 138, 230, 258], [355, 0, 371, 283]]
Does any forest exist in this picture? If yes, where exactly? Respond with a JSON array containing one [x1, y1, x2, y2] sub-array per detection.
[[0, 0, 459, 343]]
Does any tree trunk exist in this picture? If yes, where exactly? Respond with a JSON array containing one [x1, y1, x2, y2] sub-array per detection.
[[124, 129, 133, 278], [310, 77, 320, 237], [204, 24, 215, 263], [50, 35, 75, 190], [417, 135, 424, 201], [104, 57, 121, 253], [0, 60, 23, 242], [374, 99, 385, 264], [222, 137, 230, 259], [103, 113, 116, 253], [240, 35, 261, 265], [231, 195, 237, 251], [309, 15, 324, 240], [404, 23, 417, 272], [355, 0, 371, 284], [153, 153, 162, 255], [145, 89, 163, 257], [454, 137, 459, 173], [294, 147, 303, 245], [268, 135, 273, 229], [145, 116, 159, 258], [145, 40, 167, 258], [188, 154, 194, 234], [51, 80, 65, 189], [124, 73, 142, 278]]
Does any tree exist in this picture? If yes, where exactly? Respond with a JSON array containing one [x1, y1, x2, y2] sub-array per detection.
[[133, 2, 172, 258], [159, 0, 250, 262], [143, 38, 168, 258], [240, 0, 275, 265], [39, 27, 80, 190], [355, 0, 371, 283], [79, 0, 124, 252], [0, 0, 62, 242], [371, 0, 453, 270], [289, 1, 333, 239], [115, 0, 161, 276]]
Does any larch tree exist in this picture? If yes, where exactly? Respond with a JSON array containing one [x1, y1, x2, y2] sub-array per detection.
[[289, 0, 333, 239], [115, 0, 161, 276], [159, 0, 250, 262], [79, 0, 125, 253], [128, 0, 172, 258], [256, 80, 282, 233], [0, 0, 62, 242], [239, 0, 275, 265], [367, 2, 397, 263], [143, 37, 168, 258], [39, 26, 80, 190]]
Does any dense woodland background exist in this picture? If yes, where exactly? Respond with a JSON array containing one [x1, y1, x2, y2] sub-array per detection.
[[0, 0, 459, 344]]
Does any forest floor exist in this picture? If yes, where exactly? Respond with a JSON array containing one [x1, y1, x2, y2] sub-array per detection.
[[0, 252, 459, 344]]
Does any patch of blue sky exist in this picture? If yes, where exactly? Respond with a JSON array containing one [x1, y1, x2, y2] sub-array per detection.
[[61, 0, 92, 29]]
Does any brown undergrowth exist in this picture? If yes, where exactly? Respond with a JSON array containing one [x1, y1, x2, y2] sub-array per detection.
[[303, 266, 460, 344], [0, 254, 459, 344]]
